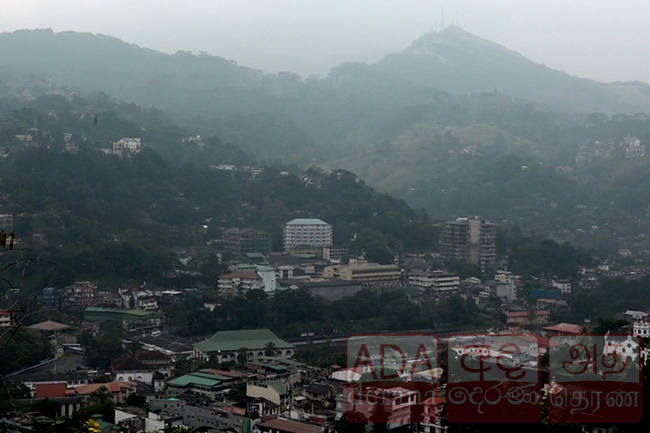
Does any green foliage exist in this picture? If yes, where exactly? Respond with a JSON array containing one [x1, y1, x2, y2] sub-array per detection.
[[349, 228, 394, 264], [502, 229, 594, 278], [0, 328, 51, 374], [0, 95, 436, 294], [80, 322, 124, 369], [568, 275, 650, 320], [3, 29, 650, 255], [167, 284, 495, 339], [30, 398, 61, 419], [74, 386, 116, 423]]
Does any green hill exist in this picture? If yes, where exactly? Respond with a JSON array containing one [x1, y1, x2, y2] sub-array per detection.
[[3, 28, 650, 252], [0, 94, 435, 292]]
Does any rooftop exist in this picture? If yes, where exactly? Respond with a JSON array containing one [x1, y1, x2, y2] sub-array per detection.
[[505, 310, 550, 317], [167, 373, 222, 388], [35, 382, 67, 399], [285, 218, 329, 226], [542, 322, 583, 334], [258, 418, 321, 433], [219, 272, 262, 280], [27, 320, 71, 332], [194, 329, 294, 354]]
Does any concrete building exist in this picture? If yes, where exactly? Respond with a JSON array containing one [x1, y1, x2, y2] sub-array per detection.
[[505, 310, 550, 326], [217, 272, 264, 296], [439, 216, 496, 268], [326, 263, 402, 288], [496, 284, 517, 302], [112, 137, 141, 157], [232, 264, 277, 295], [283, 278, 363, 301], [408, 270, 460, 293], [633, 319, 650, 339], [495, 271, 516, 285], [551, 279, 572, 294], [59, 281, 98, 310], [282, 218, 332, 251], [193, 329, 295, 363], [223, 228, 272, 255], [83, 307, 163, 333]]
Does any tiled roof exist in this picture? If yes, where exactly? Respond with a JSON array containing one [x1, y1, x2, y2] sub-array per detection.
[[35, 382, 68, 399], [111, 355, 147, 372], [135, 350, 172, 363], [258, 418, 321, 433], [75, 382, 134, 395]]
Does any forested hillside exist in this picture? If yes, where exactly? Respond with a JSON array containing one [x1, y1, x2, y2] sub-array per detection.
[[2, 29, 650, 252], [0, 95, 435, 294]]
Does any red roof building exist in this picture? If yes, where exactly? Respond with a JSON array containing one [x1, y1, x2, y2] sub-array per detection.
[[542, 322, 583, 336], [258, 418, 322, 433], [35, 382, 68, 399]]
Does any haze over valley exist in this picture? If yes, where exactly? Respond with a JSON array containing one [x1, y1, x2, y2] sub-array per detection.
[[3, 3, 650, 431], [2, 26, 650, 252]]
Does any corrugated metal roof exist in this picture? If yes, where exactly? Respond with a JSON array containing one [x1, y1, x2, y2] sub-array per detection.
[[167, 374, 222, 388], [194, 329, 294, 353]]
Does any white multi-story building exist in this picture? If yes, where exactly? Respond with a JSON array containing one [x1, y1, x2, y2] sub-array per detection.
[[408, 270, 460, 293], [112, 138, 142, 157], [551, 279, 572, 294], [495, 270, 515, 285], [217, 272, 264, 296], [282, 218, 332, 251], [634, 320, 650, 339], [232, 264, 277, 295]]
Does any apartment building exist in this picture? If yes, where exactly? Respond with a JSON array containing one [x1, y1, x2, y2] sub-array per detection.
[[408, 270, 460, 293], [223, 228, 272, 255], [439, 216, 496, 268], [282, 218, 332, 251]]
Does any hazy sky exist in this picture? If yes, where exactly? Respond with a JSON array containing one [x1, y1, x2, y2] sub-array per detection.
[[1, 0, 649, 84]]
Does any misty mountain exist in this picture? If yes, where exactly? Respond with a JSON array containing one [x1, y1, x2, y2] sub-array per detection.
[[1, 27, 648, 174], [3, 28, 650, 251], [2, 27, 649, 146], [369, 26, 650, 114]]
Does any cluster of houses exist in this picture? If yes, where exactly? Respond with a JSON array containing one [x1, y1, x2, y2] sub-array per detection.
[[5, 308, 649, 432], [3, 327, 352, 432], [575, 135, 645, 166], [24, 223, 646, 335]]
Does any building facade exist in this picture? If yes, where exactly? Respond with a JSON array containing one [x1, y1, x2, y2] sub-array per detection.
[[408, 270, 460, 293], [112, 138, 141, 157], [223, 228, 272, 255], [333, 263, 402, 288], [282, 218, 332, 251], [439, 216, 496, 268]]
